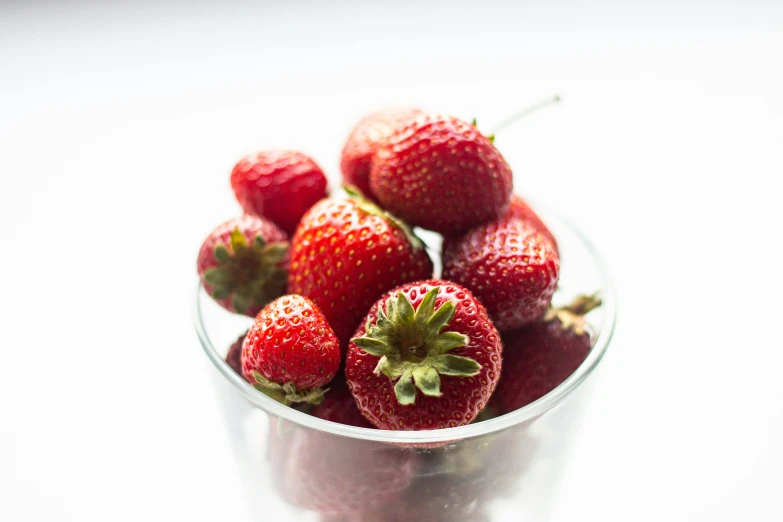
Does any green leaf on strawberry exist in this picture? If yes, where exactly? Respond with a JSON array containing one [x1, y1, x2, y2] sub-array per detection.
[[352, 287, 481, 405], [342, 185, 424, 251], [251, 371, 329, 406], [202, 227, 289, 315]]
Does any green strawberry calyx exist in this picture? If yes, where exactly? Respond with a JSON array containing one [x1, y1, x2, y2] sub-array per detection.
[[470, 117, 495, 143], [544, 293, 602, 335], [250, 371, 329, 406], [351, 287, 481, 406], [202, 228, 288, 314], [342, 185, 424, 251]]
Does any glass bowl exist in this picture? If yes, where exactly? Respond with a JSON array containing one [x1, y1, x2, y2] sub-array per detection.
[[194, 207, 616, 522]]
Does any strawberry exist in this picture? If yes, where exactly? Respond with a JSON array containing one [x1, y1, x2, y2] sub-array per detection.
[[505, 195, 558, 253], [394, 428, 539, 521], [197, 215, 289, 317], [442, 213, 559, 331], [225, 332, 246, 376], [230, 150, 328, 235], [309, 374, 374, 428], [277, 428, 416, 515], [340, 108, 423, 201], [288, 193, 433, 348], [369, 114, 513, 235], [490, 294, 601, 414], [241, 294, 340, 406], [346, 280, 502, 430]]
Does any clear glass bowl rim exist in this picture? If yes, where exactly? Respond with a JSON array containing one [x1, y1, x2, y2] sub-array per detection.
[[193, 211, 617, 443]]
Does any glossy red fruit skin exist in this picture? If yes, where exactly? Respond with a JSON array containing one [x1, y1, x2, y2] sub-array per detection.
[[197, 215, 289, 317], [369, 114, 513, 235], [505, 195, 558, 253], [225, 332, 246, 377], [309, 374, 374, 428], [340, 108, 423, 201], [230, 151, 328, 235], [490, 319, 591, 414], [442, 218, 559, 331], [241, 295, 340, 390], [346, 280, 502, 431], [289, 198, 433, 348]]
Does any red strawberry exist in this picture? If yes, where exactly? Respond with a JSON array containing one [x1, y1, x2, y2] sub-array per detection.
[[197, 215, 289, 317], [490, 294, 601, 414], [241, 294, 340, 405], [225, 332, 246, 376], [369, 114, 513, 235], [277, 428, 416, 515], [442, 215, 559, 331], [309, 374, 374, 428], [230, 150, 328, 235], [340, 108, 423, 200], [320, 513, 381, 522], [346, 280, 502, 430], [505, 195, 558, 253], [288, 194, 433, 348], [392, 427, 539, 521]]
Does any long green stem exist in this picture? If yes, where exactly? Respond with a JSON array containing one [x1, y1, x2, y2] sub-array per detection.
[[490, 94, 561, 135]]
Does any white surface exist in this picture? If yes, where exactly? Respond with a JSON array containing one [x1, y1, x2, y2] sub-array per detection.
[[1, 1, 781, 520]]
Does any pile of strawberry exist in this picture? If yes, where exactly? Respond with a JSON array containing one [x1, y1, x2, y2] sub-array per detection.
[[200, 109, 601, 431]]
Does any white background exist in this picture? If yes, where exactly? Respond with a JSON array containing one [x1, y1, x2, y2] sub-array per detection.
[[1, 1, 782, 520]]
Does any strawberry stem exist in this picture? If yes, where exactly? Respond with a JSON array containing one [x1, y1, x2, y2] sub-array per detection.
[[250, 371, 329, 406], [561, 292, 602, 316], [202, 227, 288, 314], [544, 293, 602, 335], [352, 287, 481, 406], [491, 94, 561, 135], [342, 185, 424, 251]]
